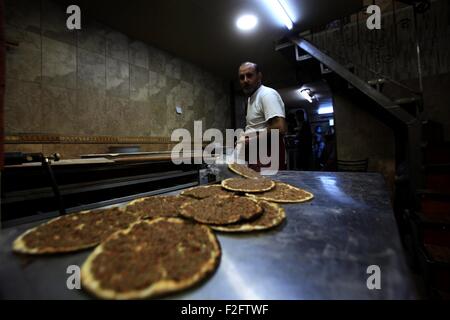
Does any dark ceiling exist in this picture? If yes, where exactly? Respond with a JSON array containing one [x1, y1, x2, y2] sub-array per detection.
[[62, 0, 362, 88]]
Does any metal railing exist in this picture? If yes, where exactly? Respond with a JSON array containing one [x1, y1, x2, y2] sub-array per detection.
[[301, 0, 433, 106]]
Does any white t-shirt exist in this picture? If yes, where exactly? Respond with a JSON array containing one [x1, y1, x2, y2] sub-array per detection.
[[245, 85, 285, 132]]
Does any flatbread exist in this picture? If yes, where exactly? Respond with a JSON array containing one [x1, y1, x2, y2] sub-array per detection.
[[221, 177, 275, 193], [180, 184, 233, 199], [211, 201, 286, 232], [12, 207, 137, 254], [246, 181, 314, 203], [81, 218, 220, 299], [125, 195, 193, 219], [228, 163, 262, 179], [179, 195, 262, 225]]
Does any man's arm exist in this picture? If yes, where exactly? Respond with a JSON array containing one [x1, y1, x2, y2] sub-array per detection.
[[267, 116, 287, 135], [260, 90, 287, 135], [237, 117, 286, 146]]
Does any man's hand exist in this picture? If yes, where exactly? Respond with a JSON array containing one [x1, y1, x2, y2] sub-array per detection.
[[236, 132, 258, 146]]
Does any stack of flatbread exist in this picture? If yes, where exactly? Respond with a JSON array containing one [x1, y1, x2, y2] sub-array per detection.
[[225, 163, 314, 203], [209, 200, 286, 233], [178, 193, 287, 232], [11, 162, 314, 299]]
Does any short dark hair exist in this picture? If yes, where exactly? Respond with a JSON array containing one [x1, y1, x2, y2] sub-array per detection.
[[239, 61, 260, 73]]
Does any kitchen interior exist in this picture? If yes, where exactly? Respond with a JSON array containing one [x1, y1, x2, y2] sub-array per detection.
[[0, 0, 449, 300]]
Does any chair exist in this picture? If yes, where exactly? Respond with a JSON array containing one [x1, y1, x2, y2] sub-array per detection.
[[337, 158, 368, 172]]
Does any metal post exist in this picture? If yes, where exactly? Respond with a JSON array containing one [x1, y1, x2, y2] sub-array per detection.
[[392, 0, 398, 44], [413, 5, 424, 95], [0, 171, 2, 229], [41, 155, 66, 216], [356, 7, 360, 51], [0, 0, 5, 228], [407, 120, 423, 194]]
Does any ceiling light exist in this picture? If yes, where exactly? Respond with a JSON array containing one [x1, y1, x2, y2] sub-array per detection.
[[266, 0, 294, 30], [298, 88, 314, 103], [318, 105, 334, 114], [236, 15, 258, 31]]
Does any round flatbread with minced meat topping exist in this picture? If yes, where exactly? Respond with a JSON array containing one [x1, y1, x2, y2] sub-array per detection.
[[228, 163, 262, 179], [211, 201, 286, 232], [246, 181, 314, 203], [12, 207, 137, 254], [180, 184, 233, 199], [81, 218, 221, 299], [221, 177, 275, 193], [125, 195, 194, 219], [179, 195, 262, 225]]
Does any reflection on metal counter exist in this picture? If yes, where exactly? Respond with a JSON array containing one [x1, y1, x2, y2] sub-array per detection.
[[0, 171, 418, 299]]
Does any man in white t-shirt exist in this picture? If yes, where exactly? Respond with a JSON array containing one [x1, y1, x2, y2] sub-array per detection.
[[236, 62, 287, 170]]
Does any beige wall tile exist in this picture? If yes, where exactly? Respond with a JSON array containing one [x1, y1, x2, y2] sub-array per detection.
[[77, 20, 107, 55], [106, 30, 129, 62], [41, 0, 76, 45], [3, 0, 232, 142], [129, 41, 149, 68], [166, 80, 194, 112], [149, 71, 167, 96], [164, 55, 182, 80], [5, 26, 41, 82], [105, 96, 130, 136], [42, 37, 77, 89], [106, 58, 130, 98], [148, 95, 170, 136], [127, 101, 153, 136], [130, 65, 149, 102], [76, 88, 107, 135], [148, 46, 166, 73], [78, 48, 106, 90], [41, 85, 78, 134], [4, 79, 42, 134]]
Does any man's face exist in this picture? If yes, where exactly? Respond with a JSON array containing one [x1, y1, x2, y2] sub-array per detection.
[[239, 64, 262, 96]]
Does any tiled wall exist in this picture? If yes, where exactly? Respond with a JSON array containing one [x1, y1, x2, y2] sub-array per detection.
[[306, 0, 450, 141], [307, 0, 450, 82], [4, 0, 232, 155]]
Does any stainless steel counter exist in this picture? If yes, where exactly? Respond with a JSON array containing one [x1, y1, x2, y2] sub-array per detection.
[[0, 171, 418, 299]]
